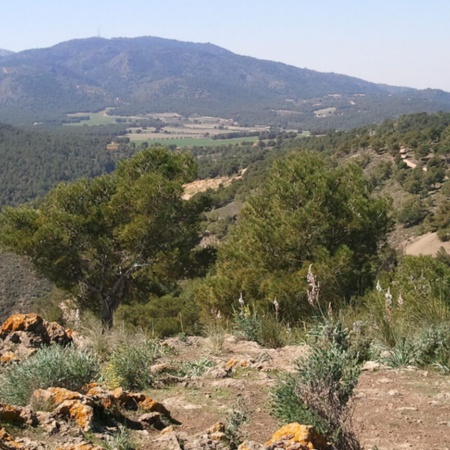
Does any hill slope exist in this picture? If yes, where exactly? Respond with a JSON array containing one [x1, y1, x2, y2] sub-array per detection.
[[1, 36, 450, 128]]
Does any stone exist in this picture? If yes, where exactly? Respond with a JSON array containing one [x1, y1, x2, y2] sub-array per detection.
[[0, 404, 37, 427], [54, 400, 94, 431], [32, 387, 84, 407], [0, 351, 19, 365], [138, 412, 167, 430], [0, 314, 46, 338], [56, 444, 103, 450], [0, 314, 73, 363], [238, 442, 266, 450], [0, 428, 26, 449], [264, 423, 329, 450]]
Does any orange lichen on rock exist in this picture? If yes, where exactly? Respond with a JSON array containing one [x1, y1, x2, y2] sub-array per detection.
[[55, 400, 94, 431], [225, 358, 249, 370], [0, 351, 19, 364], [0, 428, 25, 449], [0, 314, 44, 337], [0, 404, 26, 423], [264, 423, 329, 450], [32, 387, 83, 407]]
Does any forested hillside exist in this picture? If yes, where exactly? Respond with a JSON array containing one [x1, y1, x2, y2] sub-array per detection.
[[1, 112, 449, 331], [2, 37, 450, 129], [0, 122, 130, 207]]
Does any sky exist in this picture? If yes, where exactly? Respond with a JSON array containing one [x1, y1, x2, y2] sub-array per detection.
[[1, 0, 450, 91]]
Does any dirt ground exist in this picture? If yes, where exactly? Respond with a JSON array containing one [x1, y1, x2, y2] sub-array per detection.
[[404, 232, 450, 257], [146, 335, 450, 449]]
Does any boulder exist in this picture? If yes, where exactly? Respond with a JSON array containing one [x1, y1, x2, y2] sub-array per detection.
[[0, 428, 25, 449], [54, 400, 94, 432], [0, 314, 73, 362], [0, 404, 37, 427], [264, 423, 329, 450]]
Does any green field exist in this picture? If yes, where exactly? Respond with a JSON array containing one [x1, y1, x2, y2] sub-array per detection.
[[136, 136, 259, 148], [66, 112, 117, 126]]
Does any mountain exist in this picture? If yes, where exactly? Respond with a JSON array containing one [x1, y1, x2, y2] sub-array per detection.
[[1, 36, 450, 129], [0, 49, 14, 57]]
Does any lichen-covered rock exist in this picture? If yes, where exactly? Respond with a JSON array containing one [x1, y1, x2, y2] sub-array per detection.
[[0, 314, 73, 363], [0, 314, 46, 338], [0, 351, 19, 365], [0, 404, 37, 426], [264, 423, 329, 450], [54, 400, 94, 431], [32, 387, 94, 431], [0, 428, 26, 449]]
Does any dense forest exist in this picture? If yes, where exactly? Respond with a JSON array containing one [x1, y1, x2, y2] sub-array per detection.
[[0, 122, 130, 207]]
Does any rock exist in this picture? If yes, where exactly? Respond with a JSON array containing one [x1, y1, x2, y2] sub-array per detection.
[[183, 422, 229, 450], [362, 360, 386, 371], [32, 387, 83, 406], [0, 428, 25, 449], [225, 358, 249, 370], [56, 444, 103, 450], [204, 364, 232, 379], [54, 400, 94, 431], [138, 412, 167, 430], [0, 351, 19, 365], [238, 442, 266, 450], [0, 404, 37, 427], [264, 423, 329, 449], [35, 411, 60, 434], [0, 314, 46, 338], [0, 314, 73, 362], [44, 321, 72, 345]]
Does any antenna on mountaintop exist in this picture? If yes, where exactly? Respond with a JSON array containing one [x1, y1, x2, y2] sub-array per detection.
[[97, 28, 101, 38]]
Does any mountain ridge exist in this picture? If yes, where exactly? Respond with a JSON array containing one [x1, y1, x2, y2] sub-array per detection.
[[1, 36, 450, 128]]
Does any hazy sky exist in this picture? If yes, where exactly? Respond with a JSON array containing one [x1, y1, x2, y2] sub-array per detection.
[[2, 0, 450, 91]]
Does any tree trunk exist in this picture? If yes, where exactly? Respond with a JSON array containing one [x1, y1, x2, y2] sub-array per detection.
[[101, 295, 120, 329]]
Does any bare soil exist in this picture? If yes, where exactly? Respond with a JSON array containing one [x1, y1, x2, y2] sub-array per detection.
[[147, 335, 450, 449], [404, 232, 450, 256]]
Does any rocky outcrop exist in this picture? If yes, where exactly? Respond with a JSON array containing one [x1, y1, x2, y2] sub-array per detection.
[[238, 423, 329, 450], [0, 314, 73, 362], [0, 385, 178, 449], [157, 422, 230, 450]]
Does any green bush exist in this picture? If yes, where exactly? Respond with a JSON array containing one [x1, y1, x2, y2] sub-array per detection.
[[0, 345, 99, 406], [415, 325, 450, 373], [106, 340, 166, 391], [272, 341, 361, 449], [233, 304, 262, 343]]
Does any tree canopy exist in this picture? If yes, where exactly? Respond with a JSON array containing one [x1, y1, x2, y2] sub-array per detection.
[[197, 152, 392, 320], [0, 147, 203, 327]]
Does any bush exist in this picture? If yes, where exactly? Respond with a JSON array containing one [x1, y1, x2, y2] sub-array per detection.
[[0, 345, 99, 406], [105, 340, 167, 391], [416, 325, 450, 373], [272, 339, 362, 449]]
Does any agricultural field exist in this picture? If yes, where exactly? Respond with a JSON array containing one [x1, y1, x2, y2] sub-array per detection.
[[66, 110, 268, 147]]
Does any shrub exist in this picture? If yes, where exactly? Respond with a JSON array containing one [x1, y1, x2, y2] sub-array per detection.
[[224, 402, 249, 450], [272, 340, 362, 450], [0, 345, 99, 406], [104, 426, 135, 450], [233, 304, 261, 343], [415, 325, 450, 373], [177, 358, 214, 377], [105, 340, 166, 391]]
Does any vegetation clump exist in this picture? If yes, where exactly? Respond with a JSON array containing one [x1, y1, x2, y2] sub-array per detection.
[[0, 345, 99, 406]]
